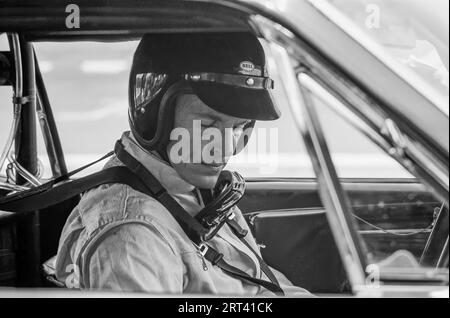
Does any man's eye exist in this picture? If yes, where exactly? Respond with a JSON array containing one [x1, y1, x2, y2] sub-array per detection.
[[234, 121, 250, 130], [201, 123, 214, 129], [201, 122, 215, 129]]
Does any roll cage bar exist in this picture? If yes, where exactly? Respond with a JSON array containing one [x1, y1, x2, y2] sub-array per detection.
[[1, 34, 67, 190]]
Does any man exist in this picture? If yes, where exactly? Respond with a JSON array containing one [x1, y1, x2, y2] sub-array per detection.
[[55, 33, 309, 296]]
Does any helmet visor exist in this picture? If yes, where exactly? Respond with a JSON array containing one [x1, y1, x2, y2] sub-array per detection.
[[133, 73, 169, 115]]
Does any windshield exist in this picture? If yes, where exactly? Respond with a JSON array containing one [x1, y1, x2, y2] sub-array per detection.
[[325, 0, 449, 113]]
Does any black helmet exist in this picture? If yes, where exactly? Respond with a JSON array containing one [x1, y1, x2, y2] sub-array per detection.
[[128, 32, 281, 156]]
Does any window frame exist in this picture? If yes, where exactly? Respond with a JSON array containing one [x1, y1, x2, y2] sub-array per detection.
[[251, 13, 449, 289]]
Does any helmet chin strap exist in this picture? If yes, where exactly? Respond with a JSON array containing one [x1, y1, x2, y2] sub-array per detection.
[[130, 81, 193, 158], [156, 81, 194, 156], [135, 80, 256, 171], [132, 76, 257, 162], [113, 139, 284, 295]]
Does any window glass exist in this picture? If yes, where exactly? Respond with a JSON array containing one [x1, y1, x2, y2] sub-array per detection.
[[326, 0, 449, 110], [313, 94, 413, 179], [230, 39, 410, 179], [34, 41, 138, 176], [0, 34, 53, 182], [33, 40, 310, 178], [227, 47, 309, 177], [301, 76, 447, 273], [31, 40, 415, 179]]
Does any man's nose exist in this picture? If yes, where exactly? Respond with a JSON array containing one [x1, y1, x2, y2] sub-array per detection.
[[222, 128, 236, 161]]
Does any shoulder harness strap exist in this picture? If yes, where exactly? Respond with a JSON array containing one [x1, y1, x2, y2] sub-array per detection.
[[114, 140, 284, 295], [0, 140, 284, 295]]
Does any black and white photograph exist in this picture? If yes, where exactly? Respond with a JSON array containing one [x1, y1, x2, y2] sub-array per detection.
[[0, 0, 448, 303]]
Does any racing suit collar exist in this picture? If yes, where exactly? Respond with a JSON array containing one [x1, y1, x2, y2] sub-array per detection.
[[120, 131, 196, 195]]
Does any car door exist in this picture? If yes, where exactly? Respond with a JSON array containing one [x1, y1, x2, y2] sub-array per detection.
[[228, 85, 442, 293], [225, 1, 449, 292]]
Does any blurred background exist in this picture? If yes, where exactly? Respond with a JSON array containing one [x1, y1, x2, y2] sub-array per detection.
[[1, 1, 448, 180], [0, 34, 417, 179], [5, 0, 450, 180]]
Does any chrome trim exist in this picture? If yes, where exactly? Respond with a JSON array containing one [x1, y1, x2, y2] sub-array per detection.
[[7, 152, 42, 186], [437, 236, 449, 268], [382, 119, 407, 158], [36, 91, 62, 177], [34, 50, 67, 177], [246, 181, 429, 193], [358, 229, 433, 235], [249, 208, 326, 218], [0, 178, 29, 192]]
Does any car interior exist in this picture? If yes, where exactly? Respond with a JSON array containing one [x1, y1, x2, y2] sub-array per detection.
[[1, 167, 443, 293]]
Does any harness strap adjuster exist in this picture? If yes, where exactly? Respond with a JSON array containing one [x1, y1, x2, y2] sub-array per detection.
[[154, 188, 167, 199], [12, 95, 36, 105], [227, 218, 248, 239], [199, 244, 224, 266], [199, 243, 209, 257]]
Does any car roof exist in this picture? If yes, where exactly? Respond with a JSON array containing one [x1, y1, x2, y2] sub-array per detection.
[[0, 0, 252, 41]]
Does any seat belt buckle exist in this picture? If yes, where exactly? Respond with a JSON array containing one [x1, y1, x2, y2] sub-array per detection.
[[198, 244, 223, 265], [199, 243, 209, 257]]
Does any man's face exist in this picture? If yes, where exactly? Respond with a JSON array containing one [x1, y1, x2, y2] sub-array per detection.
[[166, 94, 251, 189]]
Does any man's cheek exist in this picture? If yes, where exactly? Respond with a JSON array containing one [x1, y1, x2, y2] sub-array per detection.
[[200, 136, 223, 164]]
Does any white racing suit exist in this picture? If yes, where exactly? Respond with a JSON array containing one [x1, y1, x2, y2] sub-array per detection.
[[55, 131, 310, 296]]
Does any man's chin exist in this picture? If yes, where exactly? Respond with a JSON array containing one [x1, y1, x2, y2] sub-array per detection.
[[188, 174, 220, 189], [172, 162, 224, 189], [184, 167, 222, 189]]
